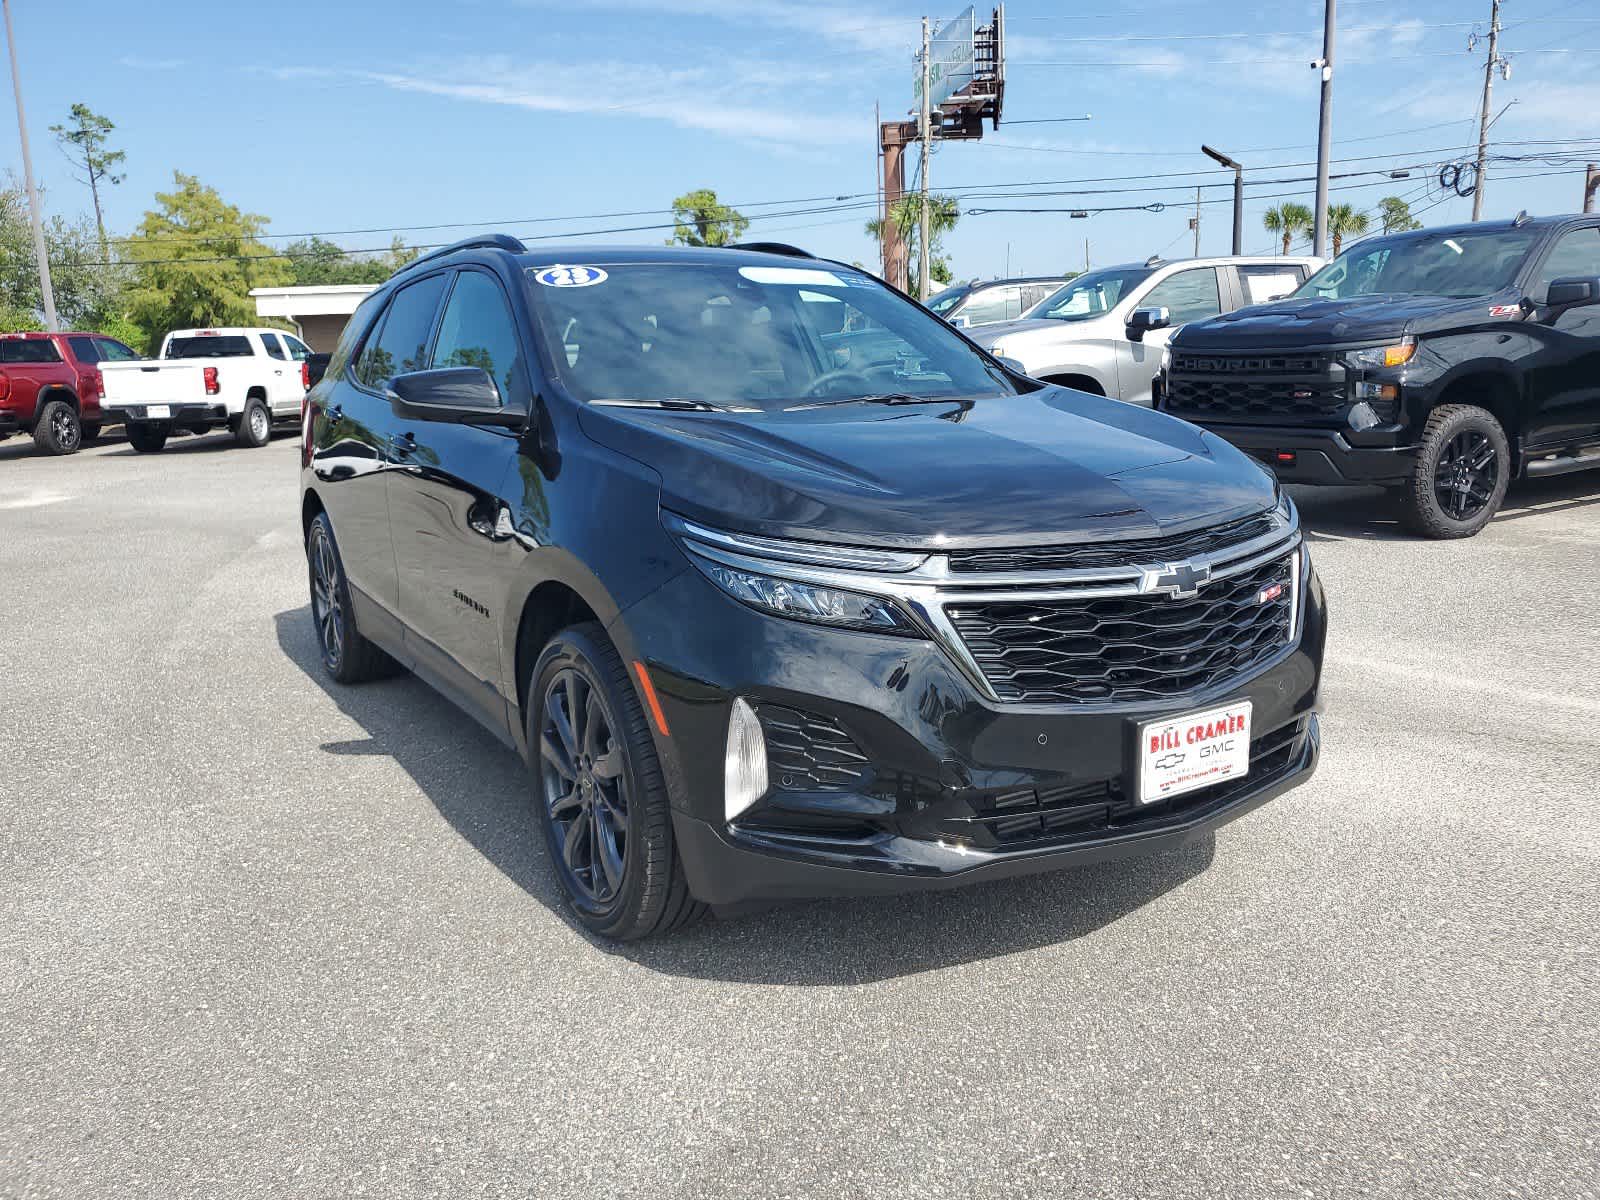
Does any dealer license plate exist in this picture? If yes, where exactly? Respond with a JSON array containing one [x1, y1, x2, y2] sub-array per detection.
[[1137, 700, 1252, 805], [147, 405, 170, 419]]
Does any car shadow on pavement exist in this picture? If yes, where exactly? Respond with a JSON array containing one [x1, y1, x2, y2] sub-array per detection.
[[1291, 473, 1600, 543], [104, 428, 298, 457], [276, 605, 1215, 984]]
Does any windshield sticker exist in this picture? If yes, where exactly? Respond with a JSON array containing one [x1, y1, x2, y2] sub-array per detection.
[[534, 265, 608, 288], [738, 266, 847, 287]]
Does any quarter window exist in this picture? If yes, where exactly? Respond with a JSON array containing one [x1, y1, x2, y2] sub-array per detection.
[[431, 271, 526, 402], [356, 274, 449, 389], [1139, 269, 1222, 325]]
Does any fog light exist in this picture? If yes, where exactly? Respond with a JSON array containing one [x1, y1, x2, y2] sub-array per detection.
[[725, 697, 768, 822]]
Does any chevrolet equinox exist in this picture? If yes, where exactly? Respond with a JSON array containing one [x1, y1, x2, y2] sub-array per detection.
[[299, 235, 1327, 939]]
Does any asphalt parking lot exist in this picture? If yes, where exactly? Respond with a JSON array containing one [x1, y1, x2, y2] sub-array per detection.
[[2, 429, 1596, 1199]]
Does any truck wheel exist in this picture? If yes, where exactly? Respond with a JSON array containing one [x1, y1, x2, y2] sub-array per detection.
[[126, 422, 169, 454], [529, 624, 707, 940], [235, 398, 271, 448], [80, 422, 102, 444], [307, 512, 395, 684], [32, 399, 82, 455], [1400, 404, 1510, 539]]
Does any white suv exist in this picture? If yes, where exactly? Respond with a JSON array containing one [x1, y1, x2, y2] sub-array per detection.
[[974, 255, 1319, 406]]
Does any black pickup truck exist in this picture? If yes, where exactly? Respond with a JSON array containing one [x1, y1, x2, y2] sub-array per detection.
[[1156, 214, 1600, 537]]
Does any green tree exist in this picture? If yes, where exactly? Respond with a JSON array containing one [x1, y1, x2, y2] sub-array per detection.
[[1, 174, 132, 333], [282, 234, 418, 286], [49, 104, 126, 258], [1327, 203, 1371, 256], [1262, 202, 1313, 257], [668, 188, 749, 247], [1378, 196, 1423, 235], [866, 193, 960, 296], [120, 172, 292, 349]]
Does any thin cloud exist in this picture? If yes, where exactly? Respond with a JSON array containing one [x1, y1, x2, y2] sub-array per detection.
[[118, 55, 184, 71], [512, 0, 914, 52]]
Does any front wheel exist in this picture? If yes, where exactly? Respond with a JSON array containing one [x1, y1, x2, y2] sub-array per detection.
[[529, 625, 705, 940], [1399, 404, 1510, 539], [32, 399, 82, 455], [125, 422, 169, 454]]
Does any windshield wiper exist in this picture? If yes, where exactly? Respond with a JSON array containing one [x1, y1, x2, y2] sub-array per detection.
[[592, 398, 755, 413], [787, 393, 952, 411]]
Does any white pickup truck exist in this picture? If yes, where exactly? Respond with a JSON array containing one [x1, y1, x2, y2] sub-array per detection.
[[98, 327, 313, 453]]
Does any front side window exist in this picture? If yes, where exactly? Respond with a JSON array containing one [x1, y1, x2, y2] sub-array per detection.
[[0, 337, 62, 364], [355, 274, 449, 389], [1140, 268, 1222, 324], [525, 261, 1017, 409], [1297, 227, 1541, 300], [1534, 226, 1600, 295], [281, 335, 312, 361], [96, 339, 141, 361], [432, 271, 526, 402], [259, 333, 286, 360], [1033, 268, 1155, 322], [958, 286, 1023, 326], [926, 284, 970, 316]]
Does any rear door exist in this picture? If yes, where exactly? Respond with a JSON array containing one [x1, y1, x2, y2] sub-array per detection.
[[1113, 266, 1225, 406], [388, 266, 530, 730], [1523, 223, 1600, 449]]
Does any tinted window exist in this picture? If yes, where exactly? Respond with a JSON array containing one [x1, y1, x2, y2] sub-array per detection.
[[927, 284, 970, 315], [959, 286, 1023, 326], [1236, 265, 1307, 306], [1021, 283, 1058, 312], [1141, 268, 1222, 325], [431, 271, 526, 401], [356, 274, 448, 389], [1535, 227, 1600, 293], [330, 293, 385, 381], [259, 332, 286, 360], [67, 336, 101, 363], [526, 261, 1016, 409], [1034, 268, 1154, 322], [0, 338, 61, 363], [96, 339, 141, 361], [281, 335, 312, 361], [166, 335, 254, 358], [1297, 227, 1541, 300]]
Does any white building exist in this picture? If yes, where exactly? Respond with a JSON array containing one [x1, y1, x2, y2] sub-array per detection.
[[249, 284, 378, 354]]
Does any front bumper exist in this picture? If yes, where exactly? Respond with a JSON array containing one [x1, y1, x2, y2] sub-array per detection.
[[1200, 424, 1418, 486], [612, 558, 1328, 906]]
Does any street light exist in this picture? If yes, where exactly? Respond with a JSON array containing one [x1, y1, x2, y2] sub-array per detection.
[[1201, 144, 1244, 255]]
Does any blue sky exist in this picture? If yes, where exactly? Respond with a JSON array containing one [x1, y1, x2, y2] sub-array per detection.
[[4, 0, 1598, 278]]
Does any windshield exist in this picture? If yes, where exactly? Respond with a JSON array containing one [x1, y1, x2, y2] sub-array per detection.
[[166, 335, 254, 359], [1294, 228, 1541, 300], [524, 262, 1017, 410], [926, 284, 970, 315], [1030, 267, 1154, 322]]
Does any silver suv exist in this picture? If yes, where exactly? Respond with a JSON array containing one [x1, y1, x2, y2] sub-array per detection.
[[973, 255, 1319, 406]]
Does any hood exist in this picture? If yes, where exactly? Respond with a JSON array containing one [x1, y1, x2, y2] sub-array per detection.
[[970, 318, 1099, 349], [578, 389, 1277, 549], [1176, 291, 1512, 349]]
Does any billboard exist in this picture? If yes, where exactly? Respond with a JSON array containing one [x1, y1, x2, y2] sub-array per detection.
[[922, 7, 977, 111]]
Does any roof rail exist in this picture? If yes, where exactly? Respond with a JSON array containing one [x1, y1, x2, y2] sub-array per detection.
[[727, 241, 815, 259], [394, 233, 528, 278]]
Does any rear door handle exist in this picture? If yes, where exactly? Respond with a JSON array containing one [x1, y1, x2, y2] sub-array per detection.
[[395, 432, 418, 455]]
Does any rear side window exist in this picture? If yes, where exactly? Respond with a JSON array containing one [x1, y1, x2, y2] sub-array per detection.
[[67, 336, 101, 363], [431, 270, 526, 402], [0, 338, 62, 364], [1140, 268, 1223, 325], [1237, 265, 1307, 306], [259, 333, 286, 360], [959, 286, 1023, 325], [356, 274, 448, 389], [166, 335, 254, 358]]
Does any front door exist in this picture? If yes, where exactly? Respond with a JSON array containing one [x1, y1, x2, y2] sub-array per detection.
[[1114, 266, 1224, 406], [256, 332, 302, 416], [1523, 224, 1600, 450], [388, 267, 531, 727]]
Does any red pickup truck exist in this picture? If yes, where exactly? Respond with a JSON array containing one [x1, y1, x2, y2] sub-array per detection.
[[0, 331, 143, 455]]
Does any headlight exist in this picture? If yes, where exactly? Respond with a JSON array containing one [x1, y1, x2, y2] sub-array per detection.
[[1344, 337, 1416, 370], [698, 561, 916, 633], [1160, 343, 1173, 374]]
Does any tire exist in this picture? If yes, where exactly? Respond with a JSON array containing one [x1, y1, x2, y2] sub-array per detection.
[[1399, 404, 1510, 539], [306, 512, 395, 684], [80, 422, 102, 444], [32, 398, 82, 455], [529, 624, 706, 940], [125, 422, 169, 454], [235, 397, 271, 448]]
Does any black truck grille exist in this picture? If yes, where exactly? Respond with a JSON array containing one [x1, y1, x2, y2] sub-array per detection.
[[1165, 351, 1345, 422], [758, 705, 871, 791], [948, 555, 1294, 704], [947, 510, 1278, 574]]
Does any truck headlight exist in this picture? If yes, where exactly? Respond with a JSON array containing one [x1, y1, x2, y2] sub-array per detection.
[[1344, 338, 1416, 370], [1160, 343, 1173, 374]]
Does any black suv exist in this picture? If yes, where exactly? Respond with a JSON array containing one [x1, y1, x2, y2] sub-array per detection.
[[1157, 215, 1600, 537], [299, 235, 1326, 939]]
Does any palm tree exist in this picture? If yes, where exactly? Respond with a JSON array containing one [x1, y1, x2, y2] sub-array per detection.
[[1262, 202, 1313, 256], [866, 194, 961, 295], [1327, 203, 1371, 256]]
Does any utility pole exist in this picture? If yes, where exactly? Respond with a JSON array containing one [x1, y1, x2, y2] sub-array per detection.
[[1586, 164, 1599, 214], [918, 16, 932, 302], [1191, 187, 1201, 257], [2, 0, 58, 331], [1312, 0, 1336, 258], [1201, 145, 1244, 255], [1472, 0, 1503, 223]]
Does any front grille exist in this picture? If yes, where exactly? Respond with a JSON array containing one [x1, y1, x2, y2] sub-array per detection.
[[947, 554, 1295, 704], [759, 705, 871, 791], [947, 510, 1278, 574], [1166, 351, 1345, 422]]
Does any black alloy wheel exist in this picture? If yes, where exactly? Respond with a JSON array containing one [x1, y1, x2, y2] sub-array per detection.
[[1401, 403, 1510, 539], [309, 521, 347, 673], [1433, 429, 1498, 521], [540, 668, 630, 908]]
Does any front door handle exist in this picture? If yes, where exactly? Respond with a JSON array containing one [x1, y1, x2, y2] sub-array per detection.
[[325, 403, 343, 423]]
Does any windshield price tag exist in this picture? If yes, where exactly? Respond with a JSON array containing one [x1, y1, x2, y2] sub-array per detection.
[[534, 266, 608, 288]]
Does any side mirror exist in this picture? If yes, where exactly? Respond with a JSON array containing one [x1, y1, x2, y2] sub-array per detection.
[[387, 367, 524, 427], [1544, 276, 1600, 309], [1125, 306, 1171, 342]]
